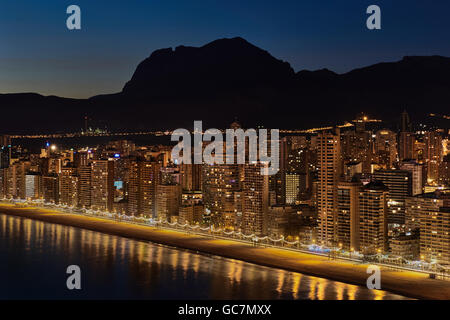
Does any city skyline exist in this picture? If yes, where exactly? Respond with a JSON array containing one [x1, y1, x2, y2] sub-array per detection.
[[1, 98, 449, 300], [1, 111, 449, 254], [2, 1, 450, 303]]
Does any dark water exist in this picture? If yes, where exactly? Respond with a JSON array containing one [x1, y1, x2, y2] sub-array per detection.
[[0, 213, 409, 300]]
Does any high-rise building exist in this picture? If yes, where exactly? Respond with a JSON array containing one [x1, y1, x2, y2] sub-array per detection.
[[78, 165, 91, 208], [359, 181, 389, 254], [390, 233, 420, 260], [242, 162, 269, 236], [274, 137, 288, 205], [341, 129, 373, 173], [439, 154, 450, 187], [285, 173, 300, 204], [413, 139, 426, 162], [181, 163, 202, 191], [400, 160, 426, 196], [337, 180, 362, 251], [25, 173, 41, 200], [90, 160, 114, 212], [202, 130, 242, 229], [317, 129, 341, 246], [0, 168, 7, 198], [344, 161, 362, 180], [179, 191, 204, 225], [127, 160, 141, 216], [156, 184, 181, 222], [42, 175, 59, 204], [375, 129, 398, 169], [128, 160, 160, 217], [0, 135, 11, 169], [420, 206, 450, 265], [7, 161, 29, 199], [398, 132, 415, 161], [160, 165, 180, 185], [47, 157, 62, 175], [405, 189, 450, 231], [424, 131, 443, 183], [59, 166, 79, 207], [266, 205, 296, 238], [74, 151, 90, 168], [106, 140, 136, 157], [373, 169, 412, 225], [286, 147, 312, 200], [401, 110, 411, 132], [277, 138, 312, 205], [398, 111, 415, 161], [179, 203, 204, 225]]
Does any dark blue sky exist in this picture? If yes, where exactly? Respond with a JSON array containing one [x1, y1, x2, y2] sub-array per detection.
[[1, 0, 449, 98]]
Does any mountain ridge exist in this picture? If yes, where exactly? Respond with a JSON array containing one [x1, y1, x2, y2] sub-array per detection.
[[1, 37, 450, 134]]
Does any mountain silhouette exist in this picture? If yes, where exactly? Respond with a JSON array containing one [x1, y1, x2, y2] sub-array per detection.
[[1, 37, 450, 134], [122, 37, 295, 97]]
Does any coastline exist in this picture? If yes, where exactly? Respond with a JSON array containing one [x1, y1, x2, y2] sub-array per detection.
[[1, 203, 448, 300]]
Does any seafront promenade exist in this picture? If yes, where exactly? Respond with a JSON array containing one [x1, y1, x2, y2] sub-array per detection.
[[1, 202, 449, 299]]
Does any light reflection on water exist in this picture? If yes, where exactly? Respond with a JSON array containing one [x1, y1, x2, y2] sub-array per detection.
[[0, 214, 410, 300]]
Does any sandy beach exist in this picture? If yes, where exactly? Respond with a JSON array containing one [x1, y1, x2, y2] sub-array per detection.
[[1, 203, 449, 300]]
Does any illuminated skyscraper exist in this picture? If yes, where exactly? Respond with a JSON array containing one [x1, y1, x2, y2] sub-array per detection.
[[7, 161, 29, 199], [439, 155, 450, 186], [285, 173, 300, 204], [400, 160, 426, 196], [203, 163, 240, 228], [375, 129, 398, 169], [373, 169, 412, 226], [341, 129, 373, 173], [25, 173, 41, 200], [405, 189, 450, 231], [128, 159, 160, 217], [156, 184, 181, 222], [242, 162, 269, 236], [420, 205, 450, 265], [285, 147, 312, 201], [337, 180, 362, 251], [0, 135, 11, 169], [398, 111, 414, 161], [59, 166, 79, 207], [90, 160, 114, 211], [317, 129, 341, 246], [398, 132, 415, 161], [78, 165, 91, 208], [202, 123, 242, 228], [179, 191, 204, 225], [401, 110, 411, 132], [42, 175, 59, 204], [359, 181, 389, 254], [424, 131, 443, 183], [181, 163, 202, 191]]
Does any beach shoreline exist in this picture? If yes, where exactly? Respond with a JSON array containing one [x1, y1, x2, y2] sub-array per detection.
[[1, 203, 448, 300]]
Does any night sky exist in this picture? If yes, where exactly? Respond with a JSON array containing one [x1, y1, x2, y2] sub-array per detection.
[[1, 0, 449, 98]]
